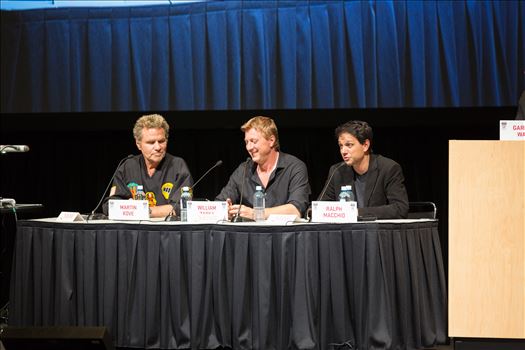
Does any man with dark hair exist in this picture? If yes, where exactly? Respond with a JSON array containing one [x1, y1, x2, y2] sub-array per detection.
[[318, 120, 409, 219]]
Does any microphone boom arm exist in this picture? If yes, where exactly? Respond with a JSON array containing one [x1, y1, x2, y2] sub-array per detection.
[[88, 154, 134, 220], [317, 162, 346, 201], [191, 160, 223, 190], [232, 157, 255, 222]]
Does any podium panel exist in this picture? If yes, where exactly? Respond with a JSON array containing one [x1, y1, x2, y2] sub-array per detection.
[[449, 140, 525, 338]]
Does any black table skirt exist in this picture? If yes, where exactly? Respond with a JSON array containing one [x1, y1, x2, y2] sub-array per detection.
[[9, 220, 447, 350]]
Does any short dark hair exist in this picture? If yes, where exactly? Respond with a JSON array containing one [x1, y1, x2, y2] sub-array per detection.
[[335, 120, 373, 145]]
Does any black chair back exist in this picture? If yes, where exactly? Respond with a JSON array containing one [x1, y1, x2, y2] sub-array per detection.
[[408, 201, 437, 219]]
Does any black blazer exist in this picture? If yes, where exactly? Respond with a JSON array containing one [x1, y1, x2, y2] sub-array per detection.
[[517, 90, 525, 120], [319, 154, 409, 219]]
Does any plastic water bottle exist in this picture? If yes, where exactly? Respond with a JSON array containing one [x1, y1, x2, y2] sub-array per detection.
[[347, 185, 355, 202], [135, 185, 146, 200], [339, 185, 351, 202], [253, 185, 265, 221], [180, 186, 192, 222]]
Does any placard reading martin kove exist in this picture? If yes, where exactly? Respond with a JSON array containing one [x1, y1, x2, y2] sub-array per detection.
[[108, 199, 149, 220], [311, 201, 358, 223], [500, 120, 525, 140]]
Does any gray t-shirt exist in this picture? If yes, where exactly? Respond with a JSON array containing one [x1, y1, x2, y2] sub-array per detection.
[[354, 171, 369, 208]]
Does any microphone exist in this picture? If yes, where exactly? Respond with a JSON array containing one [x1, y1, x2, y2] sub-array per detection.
[[306, 162, 346, 222], [232, 157, 255, 222], [88, 154, 134, 220], [191, 160, 223, 190], [0, 145, 30, 153], [164, 160, 223, 221], [317, 162, 346, 201]]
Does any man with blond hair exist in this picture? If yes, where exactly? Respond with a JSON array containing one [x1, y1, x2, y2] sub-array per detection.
[[216, 116, 310, 220], [103, 114, 193, 218]]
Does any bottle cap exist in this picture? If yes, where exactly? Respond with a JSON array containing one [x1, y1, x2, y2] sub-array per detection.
[[182, 186, 190, 191], [256, 185, 262, 191]]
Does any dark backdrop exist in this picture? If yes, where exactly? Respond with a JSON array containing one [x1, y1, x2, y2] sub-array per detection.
[[0, 106, 515, 268], [2, 1, 524, 113]]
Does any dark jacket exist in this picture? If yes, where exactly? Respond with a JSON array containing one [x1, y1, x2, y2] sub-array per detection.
[[516, 90, 525, 120], [319, 154, 409, 219]]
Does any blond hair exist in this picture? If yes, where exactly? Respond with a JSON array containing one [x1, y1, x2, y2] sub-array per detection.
[[241, 116, 280, 150], [133, 114, 170, 141]]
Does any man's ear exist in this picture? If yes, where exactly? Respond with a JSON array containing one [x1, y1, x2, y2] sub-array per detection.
[[136, 140, 142, 151], [269, 135, 276, 148], [363, 139, 371, 152]]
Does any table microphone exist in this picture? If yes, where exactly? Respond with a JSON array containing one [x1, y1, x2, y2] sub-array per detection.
[[191, 160, 223, 190], [87, 154, 134, 220], [306, 162, 346, 222], [164, 159, 223, 221], [232, 157, 255, 222], [316, 162, 346, 201], [0, 145, 30, 153]]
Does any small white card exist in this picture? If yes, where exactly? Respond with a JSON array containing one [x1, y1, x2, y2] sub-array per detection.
[[108, 199, 149, 220], [311, 201, 358, 223], [500, 120, 525, 140], [266, 214, 298, 225], [57, 211, 86, 222], [187, 201, 228, 223]]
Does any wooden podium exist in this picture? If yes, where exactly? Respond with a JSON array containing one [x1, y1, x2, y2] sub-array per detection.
[[449, 141, 525, 343]]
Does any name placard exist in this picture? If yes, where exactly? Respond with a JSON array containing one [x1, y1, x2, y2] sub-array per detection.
[[187, 201, 228, 223], [57, 211, 86, 222], [108, 199, 149, 220], [500, 120, 525, 140], [311, 201, 358, 223]]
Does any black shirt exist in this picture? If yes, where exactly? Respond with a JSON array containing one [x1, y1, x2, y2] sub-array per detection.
[[215, 152, 311, 216], [102, 154, 193, 214]]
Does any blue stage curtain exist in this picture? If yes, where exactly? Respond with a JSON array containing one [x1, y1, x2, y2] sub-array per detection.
[[1, 0, 523, 112]]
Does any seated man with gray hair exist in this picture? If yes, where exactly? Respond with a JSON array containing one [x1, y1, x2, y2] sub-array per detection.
[[103, 114, 193, 218]]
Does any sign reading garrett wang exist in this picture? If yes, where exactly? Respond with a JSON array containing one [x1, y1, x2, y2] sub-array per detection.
[[500, 120, 525, 140]]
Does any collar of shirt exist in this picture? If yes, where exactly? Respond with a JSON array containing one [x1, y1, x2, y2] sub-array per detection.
[[249, 152, 287, 188]]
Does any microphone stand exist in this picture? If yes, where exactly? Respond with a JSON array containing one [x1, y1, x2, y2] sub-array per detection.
[[232, 157, 255, 222], [306, 162, 346, 221], [317, 162, 346, 201], [165, 160, 223, 221], [87, 154, 134, 221], [192, 160, 223, 189]]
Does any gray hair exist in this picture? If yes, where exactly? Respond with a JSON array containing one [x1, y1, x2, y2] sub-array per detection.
[[133, 114, 170, 141]]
